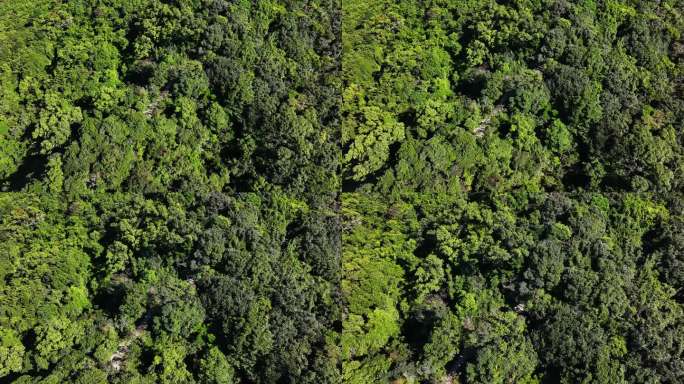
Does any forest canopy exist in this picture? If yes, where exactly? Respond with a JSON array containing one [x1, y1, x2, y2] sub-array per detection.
[[1, 0, 340, 383], [340, 0, 684, 383], [1, 0, 684, 383]]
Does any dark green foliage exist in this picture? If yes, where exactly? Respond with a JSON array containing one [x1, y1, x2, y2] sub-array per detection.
[[0, 0, 340, 382], [341, 0, 684, 383]]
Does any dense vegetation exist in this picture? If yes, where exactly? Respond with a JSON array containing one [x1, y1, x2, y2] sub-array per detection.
[[341, 0, 684, 383], [2, 0, 684, 383], [1, 0, 340, 382]]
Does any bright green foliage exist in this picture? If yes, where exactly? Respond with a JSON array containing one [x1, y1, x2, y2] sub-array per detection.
[[341, 194, 416, 371], [198, 347, 235, 384], [343, 102, 406, 180], [0, 194, 97, 374]]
